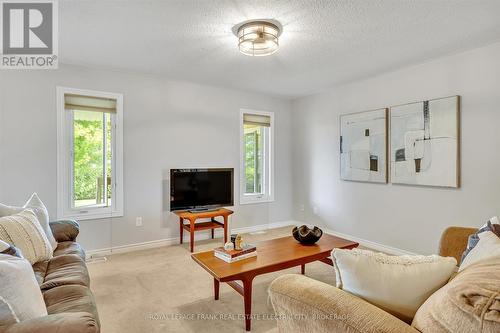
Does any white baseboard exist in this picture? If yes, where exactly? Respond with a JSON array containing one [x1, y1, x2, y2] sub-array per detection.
[[86, 220, 417, 260], [231, 220, 298, 234], [86, 220, 299, 260], [324, 229, 418, 255]]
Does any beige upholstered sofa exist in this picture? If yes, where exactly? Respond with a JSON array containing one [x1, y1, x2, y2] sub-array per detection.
[[269, 227, 500, 333], [1, 220, 99, 333]]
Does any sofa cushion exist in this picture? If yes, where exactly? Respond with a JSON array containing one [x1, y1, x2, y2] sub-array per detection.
[[54, 241, 86, 260], [32, 260, 49, 286], [43, 285, 100, 326], [33, 244, 87, 287], [412, 256, 500, 333], [3, 312, 99, 333], [41, 254, 90, 290]]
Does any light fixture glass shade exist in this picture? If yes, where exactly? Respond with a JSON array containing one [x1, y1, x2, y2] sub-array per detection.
[[237, 21, 279, 56]]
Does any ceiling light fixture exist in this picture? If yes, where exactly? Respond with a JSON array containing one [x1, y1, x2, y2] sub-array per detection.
[[236, 20, 281, 57]]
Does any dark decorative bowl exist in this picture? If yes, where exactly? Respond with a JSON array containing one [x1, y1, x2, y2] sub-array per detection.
[[292, 225, 323, 245]]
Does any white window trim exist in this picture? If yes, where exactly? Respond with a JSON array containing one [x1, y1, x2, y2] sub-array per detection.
[[56, 87, 124, 221], [239, 109, 275, 205]]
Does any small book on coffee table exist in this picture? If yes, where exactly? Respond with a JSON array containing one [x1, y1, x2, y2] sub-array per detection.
[[214, 244, 257, 263]]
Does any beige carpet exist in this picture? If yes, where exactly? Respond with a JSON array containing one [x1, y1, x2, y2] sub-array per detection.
[[87, 226, 339, 333]]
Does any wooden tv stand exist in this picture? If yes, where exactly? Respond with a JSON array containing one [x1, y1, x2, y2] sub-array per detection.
[[174, 208, 233, 252]]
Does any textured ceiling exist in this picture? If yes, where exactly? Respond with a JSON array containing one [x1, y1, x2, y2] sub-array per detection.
[[59, 0, 500, 98]]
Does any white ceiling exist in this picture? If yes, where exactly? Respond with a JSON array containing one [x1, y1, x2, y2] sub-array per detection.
[[60, 0, 500, 98]]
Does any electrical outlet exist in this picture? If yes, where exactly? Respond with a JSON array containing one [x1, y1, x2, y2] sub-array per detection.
[[135, 217, 143, 227], [313, 206, 318, 214], [299, 204, 305, 212]]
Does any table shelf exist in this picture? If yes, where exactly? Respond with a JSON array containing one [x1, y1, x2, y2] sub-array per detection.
[[182, 221, 224, 231]]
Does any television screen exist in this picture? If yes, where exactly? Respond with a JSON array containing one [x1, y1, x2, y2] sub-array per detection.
[[170, 168, 234, 211]]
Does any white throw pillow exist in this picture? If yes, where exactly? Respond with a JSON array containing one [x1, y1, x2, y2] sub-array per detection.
[[332, 248, 457, 322], [460, 216, 499, 264], [0, 254, 47, 325], [0, 193, 57, 250], [0, 210, 53, 264], [459, 231, 500, 272]]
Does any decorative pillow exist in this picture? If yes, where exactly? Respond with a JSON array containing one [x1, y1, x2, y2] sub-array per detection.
[[0, 254, 47, 325], [0, 239, 23, 258], [412, 256, 500, 332], [460, 216, 500, 264], [459, 231, 500, 272], [0, 210, 53, 264], [0, 193, 57, 250], [332, 248, 457, 322]]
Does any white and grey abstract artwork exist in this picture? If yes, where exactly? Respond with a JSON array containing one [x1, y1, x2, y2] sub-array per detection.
[[390, 96, 459, 187], [340, 109, 388, 183]]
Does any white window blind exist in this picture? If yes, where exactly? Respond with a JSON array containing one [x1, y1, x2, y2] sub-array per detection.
[[243, 113, 271, 127], [65, 94, 117, 113]]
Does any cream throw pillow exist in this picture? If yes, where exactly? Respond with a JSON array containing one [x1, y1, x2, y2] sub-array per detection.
[[459, 231, 500, 272], [332, 248, 457, 322], [0, 254, 47, 325], [0, 210, 53, 264], [0, 193, 57, 250]]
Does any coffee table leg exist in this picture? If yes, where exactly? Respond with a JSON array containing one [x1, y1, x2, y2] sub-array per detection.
[[301, 264, 305, 275], [189, 219, 195, 253], [243, 278, 253, 331], [214, 278, 220, 300]]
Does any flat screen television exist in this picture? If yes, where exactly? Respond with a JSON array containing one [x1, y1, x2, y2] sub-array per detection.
[[170, 168, 234, 211]]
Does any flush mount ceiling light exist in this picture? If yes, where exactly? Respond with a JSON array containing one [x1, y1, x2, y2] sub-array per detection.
[[236, 20, 281, 56]]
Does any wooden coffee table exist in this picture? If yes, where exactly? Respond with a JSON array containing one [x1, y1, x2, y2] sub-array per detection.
[[191, 233, 358, 331]]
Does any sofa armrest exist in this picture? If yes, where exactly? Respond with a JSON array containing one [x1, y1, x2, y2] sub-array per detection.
[[49, 220, 80, 242], [4, 312, 98, 333], [268, 274, 418, 333]]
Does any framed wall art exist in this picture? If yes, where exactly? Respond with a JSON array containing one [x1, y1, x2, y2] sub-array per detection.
[[340, 108, 388, 183], [390, 96, 460, 188]]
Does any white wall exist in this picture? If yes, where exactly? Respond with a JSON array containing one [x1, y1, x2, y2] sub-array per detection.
[[291, 42, 500, 254], [0, 64, 293, 251]]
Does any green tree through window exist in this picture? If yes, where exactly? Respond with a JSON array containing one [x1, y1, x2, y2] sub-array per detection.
[[244, 125, 263, 194], [73, 110, 112, 207]]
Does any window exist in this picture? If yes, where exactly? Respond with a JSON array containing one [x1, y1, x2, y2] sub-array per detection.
[[240, 110, 274, 204], [57, 87, 123, 220]]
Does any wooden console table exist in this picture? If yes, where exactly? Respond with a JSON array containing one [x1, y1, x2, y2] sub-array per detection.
[[174, 208, 233, 252]]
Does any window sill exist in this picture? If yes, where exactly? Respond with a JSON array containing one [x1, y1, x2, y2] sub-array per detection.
[[58, 210, 123, 221], [239, 197, 275, 205]]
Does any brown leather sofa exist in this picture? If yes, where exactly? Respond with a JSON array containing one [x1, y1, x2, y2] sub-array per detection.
[[2, 220, 100, 333]]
